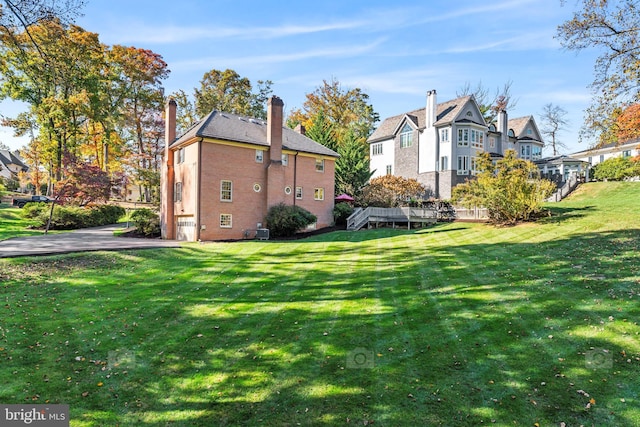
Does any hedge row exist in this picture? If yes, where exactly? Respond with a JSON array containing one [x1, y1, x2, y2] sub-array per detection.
[[21, 203, 126, 230]]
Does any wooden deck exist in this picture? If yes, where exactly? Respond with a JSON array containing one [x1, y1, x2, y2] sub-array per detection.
[[347, 207, 438, 230]]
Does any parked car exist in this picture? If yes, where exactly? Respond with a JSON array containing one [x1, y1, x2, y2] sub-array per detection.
[[11, 195, 52, 208]]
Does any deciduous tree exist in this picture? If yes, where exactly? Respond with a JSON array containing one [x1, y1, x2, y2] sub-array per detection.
[[539, 103, 569, 155], [287, 77, 379, 143], [194, 69, 272, 119], [557, 0, 640, 145], [457, 80, 518, 124]]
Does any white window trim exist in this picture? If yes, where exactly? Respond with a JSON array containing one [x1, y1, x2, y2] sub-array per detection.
[[255, 149, 264, 163], [295, 186, 303, 199], [314, 188, 324, 201], [220, 214, 232, 228], [315, 158, 324, 172], [220, 180, 232, 202]]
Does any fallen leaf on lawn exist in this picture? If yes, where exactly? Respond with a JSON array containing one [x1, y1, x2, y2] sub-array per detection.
[[589, 398, 596, 405], [97, 382, 104, 387], [82, 391, 89, 397]]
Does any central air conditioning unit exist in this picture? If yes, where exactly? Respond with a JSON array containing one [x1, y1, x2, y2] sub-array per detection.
[[256, 228, 269, 240]]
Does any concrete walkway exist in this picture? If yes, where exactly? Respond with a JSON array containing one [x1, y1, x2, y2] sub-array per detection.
[[0, 224, 181, 258]]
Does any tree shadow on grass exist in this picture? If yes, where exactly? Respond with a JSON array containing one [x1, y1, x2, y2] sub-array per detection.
[[1, 228, 639, 426]]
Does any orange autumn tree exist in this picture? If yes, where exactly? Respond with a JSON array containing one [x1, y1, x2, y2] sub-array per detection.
[[615, 104, 640, 142]]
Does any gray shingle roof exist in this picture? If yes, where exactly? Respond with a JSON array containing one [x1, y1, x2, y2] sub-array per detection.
[[368, 95, 475, 143], [0, 150, 27, 171], [171, 110, 339, 158]]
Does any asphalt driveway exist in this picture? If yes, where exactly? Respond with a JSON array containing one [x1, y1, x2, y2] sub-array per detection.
[[0, 224, 181, 258]]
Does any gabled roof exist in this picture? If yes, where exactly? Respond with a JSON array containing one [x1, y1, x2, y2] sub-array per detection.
[[508, 116, 542, 142], [0, 150, 28, 171], [368, 95, 478, 143], [171, 110, 339, 158]]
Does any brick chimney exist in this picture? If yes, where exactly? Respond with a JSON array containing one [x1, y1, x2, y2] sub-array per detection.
[[268, 96, 284, 162], [266, 96, 287, 209], [161, 98, 177, 239], [294, 123, 306, 135]]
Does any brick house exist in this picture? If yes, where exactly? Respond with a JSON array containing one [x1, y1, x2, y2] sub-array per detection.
[[160, 96, 339, 241], [368, 90, 544, 199]]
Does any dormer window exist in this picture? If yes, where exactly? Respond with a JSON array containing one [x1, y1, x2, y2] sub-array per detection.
[[508, 129, 515, 137], [400, 123, 413, 148]]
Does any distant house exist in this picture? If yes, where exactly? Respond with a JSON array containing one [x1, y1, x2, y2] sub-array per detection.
[[160, 96, 339, 241], [368, 90, 544, 199], [571, 139, 640, 166], [0, 149, 28, 184]]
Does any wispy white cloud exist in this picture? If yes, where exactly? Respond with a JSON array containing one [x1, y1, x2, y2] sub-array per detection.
[[170, 39, 386, 70], [105, 20, 367, 45]]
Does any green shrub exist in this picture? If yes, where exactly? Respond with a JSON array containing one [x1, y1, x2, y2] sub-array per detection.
[[130, 208, 160, 237], [265, 203, 317, 238], [593, 156, 639, 181], [333, 202, 353, 226], [21, 202, 51, 219], [25, 204, 126, 230]]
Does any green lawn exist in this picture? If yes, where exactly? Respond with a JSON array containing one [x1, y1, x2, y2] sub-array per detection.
[[0, 203, 46, 240], [0, 182, 638, 426]]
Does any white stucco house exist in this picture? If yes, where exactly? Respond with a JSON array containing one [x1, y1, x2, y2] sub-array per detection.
[[367, 90, 544, 199]]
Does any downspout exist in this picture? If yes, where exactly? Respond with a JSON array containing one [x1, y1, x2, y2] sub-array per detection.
[[293, 151, 299, 206], [196, 138, 203, 241]]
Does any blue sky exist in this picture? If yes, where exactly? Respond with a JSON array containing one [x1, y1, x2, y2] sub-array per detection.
[[0, 0, 601, 154]]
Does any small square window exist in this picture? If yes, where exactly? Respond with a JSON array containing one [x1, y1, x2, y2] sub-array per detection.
[[256, 149, 264, 163], [295, 187, 303, 199], [282, 153, 288, 166], [314, 188, 324, 200], [220, 214, 232, 228], [315, 158, 324, 172]]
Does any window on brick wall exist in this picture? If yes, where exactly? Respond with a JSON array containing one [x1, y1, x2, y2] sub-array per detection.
[[255, 149, 264, 163], [220, 180, 232, 202], [315, 158, 324, 172], [220, 214, 232, 228], [314, 188, 324, 200], [296, 187, 303, 199]]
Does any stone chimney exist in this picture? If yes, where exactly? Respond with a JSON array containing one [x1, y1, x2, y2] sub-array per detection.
[[268, 96, 284, 162], [426, 90, 437, 128], [161, 98, 177, 240]]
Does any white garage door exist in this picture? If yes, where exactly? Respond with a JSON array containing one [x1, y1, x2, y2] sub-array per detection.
[[176, 216, 195, 241]]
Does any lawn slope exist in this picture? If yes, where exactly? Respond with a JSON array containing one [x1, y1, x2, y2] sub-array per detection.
[[0, 182, 638, 426]]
